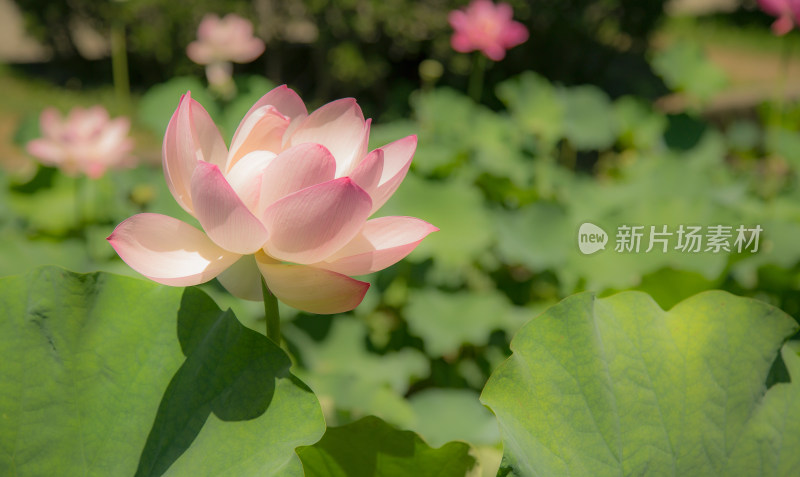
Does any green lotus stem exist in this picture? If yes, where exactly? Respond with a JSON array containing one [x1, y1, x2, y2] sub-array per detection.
[[468, 53, 487, 102], [110, 22, 130, 112], [262, 276, 280, 344]]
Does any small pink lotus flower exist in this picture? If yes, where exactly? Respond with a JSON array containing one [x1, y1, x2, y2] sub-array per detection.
[[448, 0, 529, 61], [758, 0, 800, 35], [26, 106, 135, 179], [187, 13, 265, 66], [108, 86, 437, 314]]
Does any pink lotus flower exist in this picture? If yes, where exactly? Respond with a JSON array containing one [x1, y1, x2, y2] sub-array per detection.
[[26, 106, 135, 179], [187, 13, 265, 66], [758, 0, 800, 35], [108, 86, 437, 314], [448, 0, 529, 61]]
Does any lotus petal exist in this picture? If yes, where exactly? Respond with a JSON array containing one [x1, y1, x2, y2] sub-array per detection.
[[288, 98, 366, 175], [257, 254, 370, 314], [224, 150, 276, 212], [216, 254, 263, 300], [191, 161, 269, 254], [226, 105, 289, 170], [107, 213, 240, 286], [258, 143, 337, 211], [261, 177, 372, 264], [163, 92, 227, 213], [367, 135, 417, 214], [319, 216, 438, 275]]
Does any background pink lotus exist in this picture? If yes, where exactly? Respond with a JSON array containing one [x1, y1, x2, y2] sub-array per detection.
[[109, 86, 436, 314], [448, 0, 529, 61], [758, 0, 800, 35], [186, 13, 265, 92], [187, 13, 265, 66], [26, 106, 135, 179]]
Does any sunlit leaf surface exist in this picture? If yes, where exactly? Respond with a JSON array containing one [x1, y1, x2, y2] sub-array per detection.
[[0, 267, 324, 477], [482, 291, 799, 476]]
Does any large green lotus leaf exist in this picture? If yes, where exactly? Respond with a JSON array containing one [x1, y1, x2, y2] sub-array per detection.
[[380, 173, 493, 269], [297, 415, 477, 477], [560, 85, 618, 151], [286, 317, 428, 428], [139, 288, 324, 477], [725, 340, 800, 475], [0, 267, 323, 477], [404, 289, 526, 358], [481, 291, 799, 477]]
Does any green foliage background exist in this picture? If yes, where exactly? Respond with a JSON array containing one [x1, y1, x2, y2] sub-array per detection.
[[16, 0, 673, 109]]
